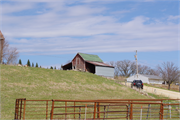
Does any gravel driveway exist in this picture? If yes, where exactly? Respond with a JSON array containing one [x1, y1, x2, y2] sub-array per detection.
[[123, 82, 180, 99]]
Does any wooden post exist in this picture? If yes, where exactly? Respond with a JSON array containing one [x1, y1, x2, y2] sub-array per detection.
[[20, 100, 23, 119], [46, 101, 48, 120], [126, 105, 129, 120], [161, 103, 164, 120], [65, 102, 67, 119], [14, 99, 18, 119], [130, 103, 133, 120], [97, 102, 100, 118], [94, 102, 97, 119], [23, 99, 26, 120], [17, 100, 19, 119], [159, 100, 163, 120], [104, 106, 106, 119], [74, 102, 76, 119], [79, 106, 81, 120], [50, 100, 54, 120]]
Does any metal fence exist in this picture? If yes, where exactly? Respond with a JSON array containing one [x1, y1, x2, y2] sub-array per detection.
[[14, 99, 180, 120]]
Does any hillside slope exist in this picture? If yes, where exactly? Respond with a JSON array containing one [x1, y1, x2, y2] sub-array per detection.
[[1, 65, 149, 119]]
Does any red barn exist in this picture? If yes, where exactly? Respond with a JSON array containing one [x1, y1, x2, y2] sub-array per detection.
[[62, 53, 114, 78]]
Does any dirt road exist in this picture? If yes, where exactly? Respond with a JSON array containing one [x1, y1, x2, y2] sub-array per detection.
[[123, 82, 180, 99]]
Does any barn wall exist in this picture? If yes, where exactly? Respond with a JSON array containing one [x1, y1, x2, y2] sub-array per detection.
[[72, 54, 85, 71], [95, 66, 114, 78]]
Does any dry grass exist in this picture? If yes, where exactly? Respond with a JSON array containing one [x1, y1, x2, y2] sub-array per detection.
[[0, 64, 150, 119], [149, 84, 179, 92]]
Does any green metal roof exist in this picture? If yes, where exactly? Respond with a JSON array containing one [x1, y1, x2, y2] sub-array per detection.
[[79, 53, 103, 62]]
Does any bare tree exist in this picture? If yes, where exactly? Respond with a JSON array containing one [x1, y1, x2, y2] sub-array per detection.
[[109, 60, 136, 77], [138, 64, 159, 75], [1, 39, 19, 64], [108, 60, 157, 77], [157, 62, 179, 90], [4, 47, 19, 64], [0, 39, 9, 63], [116, 60, 136, 77]]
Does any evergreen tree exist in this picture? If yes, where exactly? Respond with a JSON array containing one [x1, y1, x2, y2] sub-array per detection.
[[32, 62, 34, 67], [40, 66, 41, 68], [50, 66, 53, 69], [18, 59, 22, 65], [36, 63, 38, 67], [27, 59, 31, 67], [54, 66, 56, 69]]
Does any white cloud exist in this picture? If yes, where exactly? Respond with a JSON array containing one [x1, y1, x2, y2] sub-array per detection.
[[168, 15, 180, 20], [1, 2, 35, 14], [1, 1, 179, 56]]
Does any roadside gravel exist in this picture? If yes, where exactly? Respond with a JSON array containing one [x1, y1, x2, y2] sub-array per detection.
[[123, 82, 180, 99]]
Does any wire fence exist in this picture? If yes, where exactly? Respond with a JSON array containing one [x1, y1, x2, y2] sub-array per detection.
[[14, 98, 180, 120]]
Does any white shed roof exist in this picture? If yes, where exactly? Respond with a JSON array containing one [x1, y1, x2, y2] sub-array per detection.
[[141, 74, 162, 80]]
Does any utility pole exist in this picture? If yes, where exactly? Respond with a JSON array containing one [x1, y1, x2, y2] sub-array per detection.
[[135, 50, 138, 79]]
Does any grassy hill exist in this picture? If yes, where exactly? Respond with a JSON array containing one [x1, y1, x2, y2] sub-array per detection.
[[1, 64, 149, 119]]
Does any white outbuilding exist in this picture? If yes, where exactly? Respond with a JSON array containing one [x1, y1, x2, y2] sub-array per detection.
[[126, 74, 164, 84]]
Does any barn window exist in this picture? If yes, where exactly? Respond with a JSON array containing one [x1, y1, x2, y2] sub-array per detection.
[[77, 58, 80, 64]]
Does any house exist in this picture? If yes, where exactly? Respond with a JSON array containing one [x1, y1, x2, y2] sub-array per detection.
[[62, 53, 114, 78], [126, 74, 164, 84]]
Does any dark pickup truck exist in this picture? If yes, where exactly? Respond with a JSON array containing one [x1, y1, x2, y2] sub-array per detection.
[[131, 80, 143, 89]]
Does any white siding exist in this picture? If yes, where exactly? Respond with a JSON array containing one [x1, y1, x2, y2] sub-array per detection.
[[95, 66, 114, 78], [149, 79, 164, 84], [127, 74, 149, 83]]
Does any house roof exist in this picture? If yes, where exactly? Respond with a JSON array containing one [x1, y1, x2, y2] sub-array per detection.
[[86, 61, 114, 68], [141, 74, 163, 80], [79, 53, 103, 62], [0, 31, 5, 40]]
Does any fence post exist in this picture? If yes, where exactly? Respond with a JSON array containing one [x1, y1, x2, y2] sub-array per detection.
[[85, 104, 87, 120], [17, 99, 19, 119], [14, 99, 18, 119], [46, 101, 48, 120], [79, 106, 81, 120], [146, 104, 150, 119], [65, 101, 67, 119], [94, 102, 97, 119], [20, 99, 23, 119], [106, 104, 110, 119], [126, 105, 129, 120], [23, 99, 26, 120], [74, 102, 76, 119], [140, 106, 142, 120], [50, 99, 54, 120], [104, 106, 106, 119], [130, 103, 133, 120], [97, 102, 100, 118], [159, 101, 163, 120]]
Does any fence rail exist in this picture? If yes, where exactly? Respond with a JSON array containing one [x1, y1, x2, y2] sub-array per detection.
[[14, 98, 180, 120]]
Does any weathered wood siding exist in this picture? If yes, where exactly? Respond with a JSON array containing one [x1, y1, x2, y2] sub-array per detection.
[[72, 54, 85, 71]]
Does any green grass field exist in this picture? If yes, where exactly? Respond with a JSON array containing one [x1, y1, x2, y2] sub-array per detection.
[[0, 64, 150, 119]]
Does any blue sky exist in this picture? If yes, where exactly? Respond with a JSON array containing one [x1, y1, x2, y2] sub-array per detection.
[[0, 0, 180, 69]]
